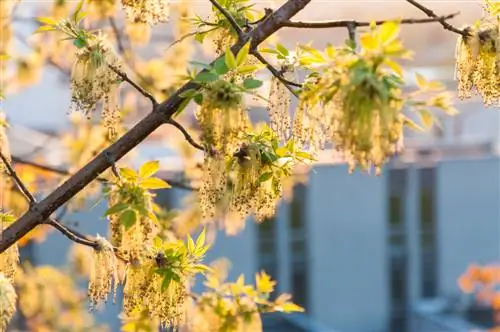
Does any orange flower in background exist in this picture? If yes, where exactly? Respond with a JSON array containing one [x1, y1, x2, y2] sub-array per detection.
[[458, 274, 475, 293], [17, 225, 52, 248]]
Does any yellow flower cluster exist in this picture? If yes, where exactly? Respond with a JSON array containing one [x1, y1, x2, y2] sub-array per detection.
[[88, 0, 117, 20], [0, 273, 15, 332], [89, 236, 119, 306], [196, 80, 250, 154], [268, 73, 292, 143], [123, 261, 186, 327], [0, 228, 18, 284], [121, 0, 170, 25], [455, 23, 500, 105], [70, 35, 122, 138], [0, 113, 11, 175]]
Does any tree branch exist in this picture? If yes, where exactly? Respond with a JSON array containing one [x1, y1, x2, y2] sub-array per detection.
[[166, 119, 205, 152], [209, 0, 245, 38], [0, 152, 37, 205], [0, 0, 312, 253], [282, 12, 460, 29], [45, 218, 99, 249], [251, 50, 301, 97], [107, 64, 158, 107], [404, 1, 467, 37]]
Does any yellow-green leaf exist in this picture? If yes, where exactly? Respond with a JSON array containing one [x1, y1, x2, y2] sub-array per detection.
[[385, 59, 403, 77], [360, 35, 379, 51], [225, 47, 237, 70], [196, 228, 206, 249], [139, 160, 160, 178], [33, 25, 56, 34], [279, 302, 305, 313], [415, 73, 428, 90], [378, 21, 400, 45], [139, 178, 171, 190], [256, 271, 276, 294], [119, 167, 138, 180], [236, 42, 251, 66], [418, 109, 434, 129], [403, 115, 424, 132], [37, 17, 57, 26]]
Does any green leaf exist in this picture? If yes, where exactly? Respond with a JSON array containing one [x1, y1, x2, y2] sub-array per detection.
[[225, 47, 237, 70], [236, 42, 251, 66], [73, 37, 87, 49], [213, 57, 229, 75], [105, 203, 129, 216], [259, 48, 280, 55], [275, 147, 288, 157], [139, 160, 160, 178], [179, 88, 197, 98], [193, 93, 204, 105], [37, 17, 57, 26], [195, 72, 218, 83], [403, 115, 424, 132], [242, 78, 263, 90], [276, 43, 289, 57], [119, 167, 138, 180], [153, 236, 163, 249], [139, 178, 171, 190], [195, 228, 206, 249], [120, 210, 137, 229], [258, 172, 273, 183], [415, 72, 428, 90], [296, 151, 314, 160], [161, 271, 174, 291], [189, 61, 212, 70]]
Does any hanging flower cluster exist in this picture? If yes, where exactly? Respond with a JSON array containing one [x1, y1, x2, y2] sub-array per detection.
[[199, 126, 313, 232], [0, 273, 16, 332], [298, 22, 455, 174], [122, 231, 210, 327], [455, 4, 500, 105], [104, 161, 169, 260], [0, 214, 18, 284], [121, 0, 170, 25], [89, 236, 119, 307], [267, 64, 293, 142], [70, 34, 122, 137]]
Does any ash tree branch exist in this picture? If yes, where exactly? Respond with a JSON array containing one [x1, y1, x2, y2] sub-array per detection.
[[282, 12, 460, 29], [404, 1, 467, 37], [0, 0, 312, 253], [107, 64, 158, 107], [0, 152, 37, 205], [166, 119, 205, 152], [45, 218, 99, 249], [251, 51, 301, 97], [209, 0, 245, 38]]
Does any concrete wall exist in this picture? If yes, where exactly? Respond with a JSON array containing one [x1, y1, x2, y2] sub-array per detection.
[[307, 165, 390, 332], [437, 157, 500, 297]]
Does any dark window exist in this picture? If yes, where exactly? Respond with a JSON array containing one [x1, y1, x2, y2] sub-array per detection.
[[419, 168, 437, 298], [289, 184, 308, 309], [388, 168, 408, 332], [257, 218, 278, 298]]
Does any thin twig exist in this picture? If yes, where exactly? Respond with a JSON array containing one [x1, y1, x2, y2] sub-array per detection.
[[107, 64, 158, 107], [404, 1, 468, 37], [251, 51, 301, 98], [108, 17, 127, 56], [209, 0, 245, 38], [166, 119, 205, 152], [45, 218, 99, 249], [282, 12, 460, 29], [0, 152, 37, 205]]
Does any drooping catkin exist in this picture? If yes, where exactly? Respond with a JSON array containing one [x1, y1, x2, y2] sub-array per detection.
[[0, 273, 16, 332], [89, 236, 119, 307], [268, 76, 291, 142], [121, 0, 170, 25]]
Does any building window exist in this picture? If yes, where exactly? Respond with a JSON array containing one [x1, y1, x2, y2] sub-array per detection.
[[388, 168, 408, 332], [289, 183, 308, 309], [419, 168, 437, 298], [257, 217, 278, 298]]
